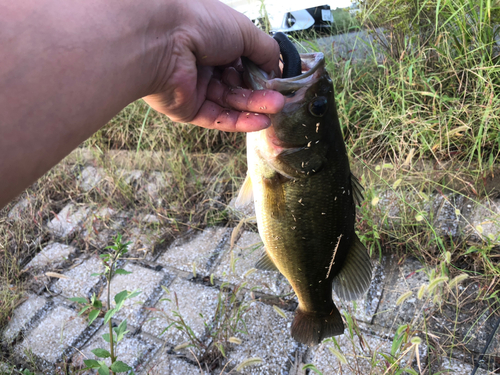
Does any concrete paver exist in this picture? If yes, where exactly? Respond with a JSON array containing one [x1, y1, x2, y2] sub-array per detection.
[[74, 326, 155, 369], [142, 277, 219, 346], [7, 196, 31, 221], [469, 198, 500, 241], [225, 301, 299, 375], [373, 256, 430, 329], [47, 203, 90, 238], [213, 231, 291, 296], [305, 330, 425, 375], [432, 357, 488, 375], [158, 227, 227, 275], [105, 263, 167, 327], [140, 351, 207, 375], [144, 171, 169, 206], [432, 194, 464, 237], [17, 305, 87, 363], [126, 226, 164, 260], [24, 242, 77, 270], [52, 256, 105, 299], [2, 294, 47, 345], [78, 166, 105, 192]]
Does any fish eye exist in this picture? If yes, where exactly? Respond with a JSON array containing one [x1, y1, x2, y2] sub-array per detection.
[[309, 97, 328, 117]]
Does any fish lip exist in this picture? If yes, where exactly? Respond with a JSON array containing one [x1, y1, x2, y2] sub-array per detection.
[[243, 53, 326, 93]]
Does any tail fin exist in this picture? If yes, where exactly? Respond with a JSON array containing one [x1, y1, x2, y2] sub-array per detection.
[[291, 305, 344, 346]]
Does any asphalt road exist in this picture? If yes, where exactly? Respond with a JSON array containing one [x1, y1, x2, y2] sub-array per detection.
[[297, 28, 386, 64]]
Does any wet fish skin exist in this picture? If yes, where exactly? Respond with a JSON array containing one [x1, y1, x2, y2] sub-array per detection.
[[238, 53, 372, 346]]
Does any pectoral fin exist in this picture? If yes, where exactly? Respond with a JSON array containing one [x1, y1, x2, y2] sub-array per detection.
[[235, 174, 253, 208], [332, 235, 372, 301], [255, 251, 280, 272]]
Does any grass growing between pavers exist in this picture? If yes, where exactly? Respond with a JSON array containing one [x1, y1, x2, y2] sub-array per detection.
[[1, 0, 500, 373]]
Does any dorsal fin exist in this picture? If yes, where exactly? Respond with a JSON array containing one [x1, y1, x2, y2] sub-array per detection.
[[235, 174, 253, 208], [332, 234, 372, 301]]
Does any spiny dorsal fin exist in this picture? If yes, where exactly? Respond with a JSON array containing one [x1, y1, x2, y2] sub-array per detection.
[[235, 174, 253, 208], [332, 234, 372, 301], [255, 251, 279, 272], [351, 173, 364, 206]]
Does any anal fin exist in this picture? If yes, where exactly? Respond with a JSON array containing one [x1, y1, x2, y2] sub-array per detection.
[[332, 234, 372, 301]]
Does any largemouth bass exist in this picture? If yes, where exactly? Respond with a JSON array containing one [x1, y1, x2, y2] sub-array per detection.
[[236, 47, 372, 346]]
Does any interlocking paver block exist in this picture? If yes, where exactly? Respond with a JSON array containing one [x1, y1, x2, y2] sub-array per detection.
[[78, 166, 105, 192], [24, 242, 76, 270], [142, 278, 219, 345], [144, 171, 169, 206], [432, 194, 463, 237], [213, 231, 289, 295], [140, 352, 206, 375], [159, 227, 226, 275], [105, 263, 165, 327], [47, 203, 90, 238], [2, 294, 47, 344], [80, 206, 118, 249], [17, 305, 87, 363], [433, 357, 488, 375], [226, 301, 299, 375], [74, 326, 153, 369], [305, 331, 425, 374], [7, 197, 31, 221], [115, 169, 144, 187], [373, 257, 429, 328], [469, 198, 500, 241], [52, 256, 105, 299], [126, 226, 164, 260]]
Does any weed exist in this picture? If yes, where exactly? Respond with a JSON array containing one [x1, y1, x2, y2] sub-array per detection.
[[148, 280, 252, 370], [70, 234, 141, 375]]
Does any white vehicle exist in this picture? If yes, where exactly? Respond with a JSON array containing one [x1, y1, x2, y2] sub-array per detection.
[[222, 0, 353, 34]]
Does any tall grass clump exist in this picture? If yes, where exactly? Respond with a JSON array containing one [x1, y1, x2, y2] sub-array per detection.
[[338, 0, 500, 172]]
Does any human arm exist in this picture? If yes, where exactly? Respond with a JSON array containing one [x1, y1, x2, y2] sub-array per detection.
[[0, 0, 284, 208]]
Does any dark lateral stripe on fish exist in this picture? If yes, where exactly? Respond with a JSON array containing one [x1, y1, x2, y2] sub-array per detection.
[[273, 32, 302, 78]]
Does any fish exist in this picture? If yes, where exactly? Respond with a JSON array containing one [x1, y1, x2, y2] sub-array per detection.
[[236, 43, 372, 346]]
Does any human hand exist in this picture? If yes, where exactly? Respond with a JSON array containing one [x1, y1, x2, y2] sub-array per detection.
[[143, 0, 285, 132]]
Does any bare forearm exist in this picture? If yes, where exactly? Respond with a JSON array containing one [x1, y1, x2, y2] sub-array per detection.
[[0, 0, 283, 209], [0, 0, 172, 207]]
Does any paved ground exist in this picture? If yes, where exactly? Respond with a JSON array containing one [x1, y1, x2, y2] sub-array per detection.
[[1, 150, 499, 374]]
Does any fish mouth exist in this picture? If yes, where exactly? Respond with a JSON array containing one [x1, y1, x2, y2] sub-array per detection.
[[243, 53, 326, 95]]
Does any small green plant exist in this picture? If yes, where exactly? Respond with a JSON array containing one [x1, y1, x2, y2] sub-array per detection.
[[148, 279, 251, 368], [70, 234, 141, 375]]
